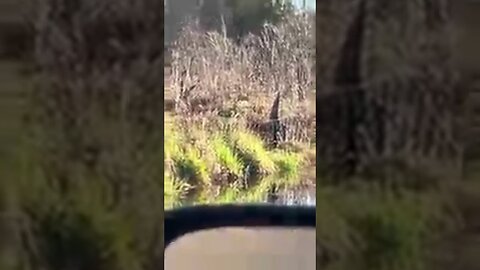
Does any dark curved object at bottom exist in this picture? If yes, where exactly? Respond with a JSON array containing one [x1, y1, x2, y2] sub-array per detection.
[[164, 204, 316, 248]]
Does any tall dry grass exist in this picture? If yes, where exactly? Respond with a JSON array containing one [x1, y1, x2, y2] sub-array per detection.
[[166, 13, 316, 139], [315, 0, 469, 184]]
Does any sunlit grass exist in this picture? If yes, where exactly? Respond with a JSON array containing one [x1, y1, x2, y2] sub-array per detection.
[[271, 150, 303, 185], [175, 147, 210, 184], [211, 135, 244, 177], [163, 116, 311, 207], [164, 174, 191, 209], [228, 131, 277, 175]]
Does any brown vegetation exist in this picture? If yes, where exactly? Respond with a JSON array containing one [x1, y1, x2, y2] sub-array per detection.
[[166, 14, 315, 145], [317, 0, 467, 184]]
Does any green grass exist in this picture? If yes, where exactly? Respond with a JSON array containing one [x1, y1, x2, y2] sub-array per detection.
[[229, 131, 278, 176], [164, 115, 310, 207], [211, 135, 244, 177], [271, 150, 302, 183]]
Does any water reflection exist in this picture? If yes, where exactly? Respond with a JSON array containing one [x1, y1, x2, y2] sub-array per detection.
[[276, 188, 316, 206]]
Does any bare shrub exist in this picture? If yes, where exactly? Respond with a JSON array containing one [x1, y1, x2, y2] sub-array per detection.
[[167, 12, 315, 144], [165, 13, 315, 144]]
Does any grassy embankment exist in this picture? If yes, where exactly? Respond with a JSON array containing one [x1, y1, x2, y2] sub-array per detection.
[[164, 114, 315, 207]]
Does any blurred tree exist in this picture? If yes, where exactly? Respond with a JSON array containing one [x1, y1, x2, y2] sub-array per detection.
[[226, 0, 295, 38]]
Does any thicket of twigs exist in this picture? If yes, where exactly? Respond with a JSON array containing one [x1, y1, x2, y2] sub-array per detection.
[[167, 12, 315, 113], [166, 12, 316, 144]]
